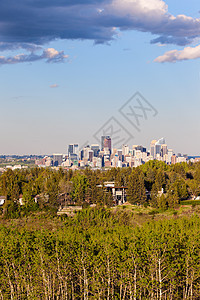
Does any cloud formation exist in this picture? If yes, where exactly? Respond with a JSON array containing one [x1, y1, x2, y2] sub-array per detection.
[[0, 48, 68, 65], [0, 0, 200, 62], [154, 44, 200, 63]]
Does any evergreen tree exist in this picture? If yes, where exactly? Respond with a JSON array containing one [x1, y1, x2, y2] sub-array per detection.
[[127, 169, 147, 205], [150, 182, 159, 208]]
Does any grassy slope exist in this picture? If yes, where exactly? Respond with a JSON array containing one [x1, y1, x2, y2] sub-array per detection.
[[1, 204, 199, 230]]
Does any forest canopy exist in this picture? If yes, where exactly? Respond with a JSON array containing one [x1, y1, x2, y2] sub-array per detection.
[[0, 209, 199, 299], [0, 161, 200, 217]]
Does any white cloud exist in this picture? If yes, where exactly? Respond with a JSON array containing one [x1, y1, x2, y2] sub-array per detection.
[[43, 48, 69, 63], [111, 0, 168, 15], [44, 48, 60, 58], [154, 44, 200, 62], [44, 48, 68, 59], [0, 47, 69, 65]]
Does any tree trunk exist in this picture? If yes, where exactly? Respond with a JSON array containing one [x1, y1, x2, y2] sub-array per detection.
[[158, 258, 162, 300], [107, 257, 110, 300]]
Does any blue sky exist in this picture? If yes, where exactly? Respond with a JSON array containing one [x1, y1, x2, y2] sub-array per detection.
[[0, 0, 200, 155]]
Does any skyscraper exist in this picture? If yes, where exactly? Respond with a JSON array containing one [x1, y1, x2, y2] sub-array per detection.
[[74, 144, 79, 156], [168, 149, 173, 164], [68, 143, 79, 159], [88, 150, 94, 162], [104, 137, 111, 153], [161, 144, 168, 157], [91, 144, 100, 157], [150, 138, 166, 159], [117, 149, 123, 161], [101, 135, 110, 151], [83, 145, 91, 160], [150, 140, 157, 159], [68, 144, 74, 156], [122, 145, 129, 156], [155, 138, 165, 156]]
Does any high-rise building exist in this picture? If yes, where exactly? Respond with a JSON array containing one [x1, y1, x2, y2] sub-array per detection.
[[150, 138, 166, 159], [168, 149, 173, 164], [122, 145, 129, 156], [88, 150, 94, 162], [91, 144, 100, 157], [101, 135, 110, 150], [68, 144, 74, 156], [150, 140, 157, 159], [161, 144, 168, 157], [74, 144, 79, 156], [68, 143, 79, 159], [117, 150, 123, 161], [104, 137, 111, 152], [53, 154, 63, 166], [83, 145, 91, 160], [155, 138, 165, 156]]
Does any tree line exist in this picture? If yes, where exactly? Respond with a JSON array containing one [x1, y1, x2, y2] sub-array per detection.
[[0, 161, 200, 217]]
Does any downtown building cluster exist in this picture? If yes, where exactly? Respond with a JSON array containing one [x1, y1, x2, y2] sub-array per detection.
[[35, 137, 194, 169]]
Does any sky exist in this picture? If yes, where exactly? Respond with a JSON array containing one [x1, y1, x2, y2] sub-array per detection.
[[0, 0, 200, 155]]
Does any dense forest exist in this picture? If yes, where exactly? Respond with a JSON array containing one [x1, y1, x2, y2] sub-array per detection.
[[0, 209, 200, 299], [0, 160, 200, 217], [0, 162, 200, 299]]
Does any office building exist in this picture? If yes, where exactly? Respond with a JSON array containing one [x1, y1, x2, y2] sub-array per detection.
[[88, 150, 94, 162], [68, 144, 74, 156], [117, 150, 123, 161], [53, 154, 63, 166], [104, 137, 111, 152], [74, 144, 79, 156], [171, 155, 177, 165], [91, 144, 100, 157], [122, 145, 129, 156], [161, 144, 168, 157], [101, 135, 110, 150], [150, 140, 157, 159]]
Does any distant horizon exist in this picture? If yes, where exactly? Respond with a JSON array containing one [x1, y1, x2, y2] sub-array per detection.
[[1, 141, 199, 157]]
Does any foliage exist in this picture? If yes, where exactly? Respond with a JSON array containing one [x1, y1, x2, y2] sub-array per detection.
[[0, 210, 200, 299], [0, 161, 200, 218]]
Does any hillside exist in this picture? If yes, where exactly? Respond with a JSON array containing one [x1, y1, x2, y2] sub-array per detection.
[[0, 206, 199, 299]]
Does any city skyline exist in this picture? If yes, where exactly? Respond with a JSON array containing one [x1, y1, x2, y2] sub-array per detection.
[[32, 136, 196, 169], [0, 0, 200, 155]]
